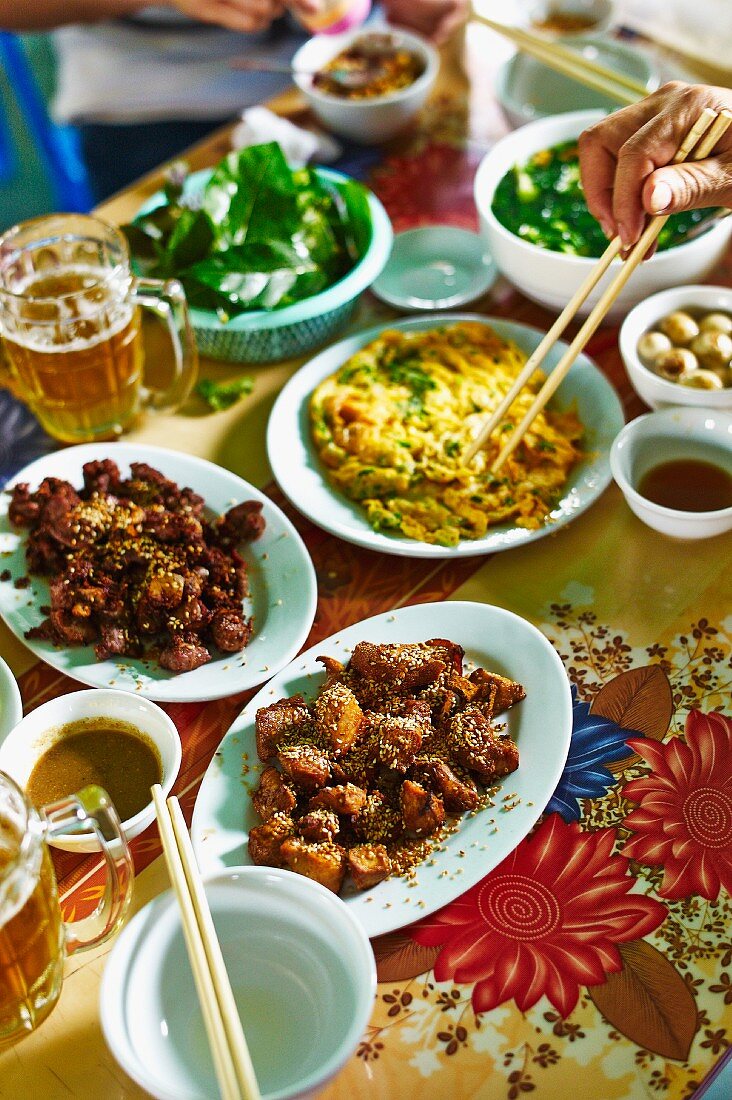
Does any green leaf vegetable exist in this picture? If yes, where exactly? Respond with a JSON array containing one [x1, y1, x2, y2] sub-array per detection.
[[196, 376, 254, 411], [122, 143, 373, 318]]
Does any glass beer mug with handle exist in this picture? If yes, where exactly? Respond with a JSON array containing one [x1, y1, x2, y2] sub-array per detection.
[[0, 213, 197, 443], [0, 772, 134, 1048]]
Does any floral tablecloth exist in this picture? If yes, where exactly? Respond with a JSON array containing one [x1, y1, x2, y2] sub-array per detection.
[[0, 23, 730, 1100]]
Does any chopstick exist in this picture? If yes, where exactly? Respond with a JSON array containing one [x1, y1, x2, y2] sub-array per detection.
[[152, 786, 261, 1100], [472, 11, 645, 106], [465, 107, 731, 472]]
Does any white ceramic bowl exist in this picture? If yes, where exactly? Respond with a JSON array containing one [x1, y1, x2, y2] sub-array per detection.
[[474, 110, 732, 319], [610, 406, 732, 539], [0, 688, 181, 851], [292, 26, 439, 143], [0, 655, 22, 742], [100, 867, 377, 1100], [620, 285, 732, 411]]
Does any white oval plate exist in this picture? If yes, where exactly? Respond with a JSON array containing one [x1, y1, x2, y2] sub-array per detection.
[[0, 655, 22, 742], [191, 600, 572, 938], [0, 443, 317, 703], [266, 313, 624, 558]]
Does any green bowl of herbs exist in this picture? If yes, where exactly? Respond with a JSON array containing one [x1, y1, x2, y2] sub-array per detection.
[[124, 142, 393, 363]]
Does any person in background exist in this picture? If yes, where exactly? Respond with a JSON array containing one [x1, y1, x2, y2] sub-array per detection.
[[0, 0, 468, 201], [578, 81, 732, 250]]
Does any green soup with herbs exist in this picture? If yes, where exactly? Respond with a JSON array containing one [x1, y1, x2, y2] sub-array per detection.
[[491, 140, 714, 257]]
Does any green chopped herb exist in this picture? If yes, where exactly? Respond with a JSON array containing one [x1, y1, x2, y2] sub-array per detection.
[[196, 375, 254, 411], [444, 439, 460, 457]]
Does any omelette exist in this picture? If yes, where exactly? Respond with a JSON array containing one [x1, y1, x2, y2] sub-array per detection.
[[309, 321, 583, 547]]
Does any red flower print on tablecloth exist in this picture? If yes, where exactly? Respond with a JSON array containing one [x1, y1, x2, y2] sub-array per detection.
[[622, 709, 732, 901], [411, 814, 666, 1018]]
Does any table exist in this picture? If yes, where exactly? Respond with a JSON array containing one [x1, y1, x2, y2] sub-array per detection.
[[1, 21, 731, 1100]]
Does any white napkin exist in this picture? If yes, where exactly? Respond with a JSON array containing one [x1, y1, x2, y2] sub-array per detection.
[[230, 106, 342, 166]]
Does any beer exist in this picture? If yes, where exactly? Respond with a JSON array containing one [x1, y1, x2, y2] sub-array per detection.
[[0, 214, 197, 443], [0, 843, 64, 1047], [0, 268, 144, 443]]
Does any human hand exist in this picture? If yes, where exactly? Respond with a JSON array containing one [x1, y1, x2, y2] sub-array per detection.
[[382, 0, 468, 45], [170, 0, 313, 33], [578, 82, 732, 249]]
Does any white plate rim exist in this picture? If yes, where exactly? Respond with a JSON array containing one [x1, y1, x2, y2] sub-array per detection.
[[0, 443, 317, 703], [191, 600, 573, 938], [266, 311, 624, 558], [0, 655, 22, 741]]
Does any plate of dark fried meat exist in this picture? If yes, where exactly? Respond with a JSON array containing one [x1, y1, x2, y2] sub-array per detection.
[[0, 443, 317, 702], [191, 601, 572, 936]]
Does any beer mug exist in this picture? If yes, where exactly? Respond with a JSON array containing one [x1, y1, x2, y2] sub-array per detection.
[[0, 772, 134, 1048], [0, 214, 198, 443]]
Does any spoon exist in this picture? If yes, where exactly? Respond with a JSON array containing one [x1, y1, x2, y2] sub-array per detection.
[[228, 57, 386, 91]]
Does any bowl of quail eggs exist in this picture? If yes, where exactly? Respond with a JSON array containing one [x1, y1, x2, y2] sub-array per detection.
[[620, 285, 732, 411]]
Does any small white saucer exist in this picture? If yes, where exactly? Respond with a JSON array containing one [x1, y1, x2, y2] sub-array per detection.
[[370, 226, 497, 311]]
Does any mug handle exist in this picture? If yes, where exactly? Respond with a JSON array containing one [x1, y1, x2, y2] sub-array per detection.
[[131, 275, 198, 414], [40, 784, 134, 953]]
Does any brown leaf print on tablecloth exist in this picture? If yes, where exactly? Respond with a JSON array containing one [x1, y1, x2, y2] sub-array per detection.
[[591, 665, 674, 773], [589, 940, 698, 1060], [372, 931, 441, 982]]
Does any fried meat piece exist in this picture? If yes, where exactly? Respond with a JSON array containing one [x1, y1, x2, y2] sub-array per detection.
[[349, 641, 446, 692], [217, 500, 265, 545], [468, 669, 526, 716], [313, 682, 363, 755], [280, 838, 347, 893], [278, 745, 331, 791], [158, 632, 211, 673], [411, 758, 480, 812], [251, 767, 297, 821], [255, 695, 311, 761], [316, 654, 346, 687], [296, 809, 340, 843], [209, 608, 252, 652], [248, 813, 295, 867], [375, 714, 425, 772], [309, 783, 367, 816], [400, 779, 445, 837], [348, 844, 392, 890], [425, 638, 465, 677], [448, 706, 520, 784], [352, 791, 401, 844]]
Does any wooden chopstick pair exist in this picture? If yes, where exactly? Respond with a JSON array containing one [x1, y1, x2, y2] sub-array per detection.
[[152, 786, 261, 1100], [465, 107, 732, 471], [472, 10, 647, 106]]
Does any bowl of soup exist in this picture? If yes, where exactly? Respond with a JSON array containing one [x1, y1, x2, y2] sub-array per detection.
[[0, 688, 182, 851], [291, 27, 439, 143], [610, 407, 732, 539], [474, 110, 732, 318]]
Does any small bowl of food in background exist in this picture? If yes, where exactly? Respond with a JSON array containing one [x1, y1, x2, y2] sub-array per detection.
[[610, 406, 732, 539], [100, 865, 376, 1100], [525, 0, 615, 36], [291, 27, 439, 143], [620, 285, 732, 411], [0, 688, 181, 852], [0, 655, 22, 741], [495, 36, 657, 130], [473, 110, 732, 318]]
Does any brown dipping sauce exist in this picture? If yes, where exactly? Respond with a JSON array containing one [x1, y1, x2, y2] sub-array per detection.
[[637, 458, 732, 512], [26, 718, 162, 822]]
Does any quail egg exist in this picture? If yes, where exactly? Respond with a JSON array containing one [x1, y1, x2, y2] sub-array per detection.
[[690, 330, 732, 370], [654, 347, 698, 381], [657, 310, 700, 346], [637, 330, 672, 365], [698, 311, 732, 336]]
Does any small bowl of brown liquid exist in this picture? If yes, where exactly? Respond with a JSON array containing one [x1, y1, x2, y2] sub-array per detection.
[[610, 407, 732, 540], [0, 689, 181, 851]]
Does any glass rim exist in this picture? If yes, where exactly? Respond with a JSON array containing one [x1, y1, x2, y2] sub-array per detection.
[[0, 770, 37, 890], [0, 213, 131, 305]]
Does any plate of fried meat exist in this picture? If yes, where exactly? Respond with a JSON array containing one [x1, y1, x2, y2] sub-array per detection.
[[0, 443, 317, 703], [191, 600, 572, 936]]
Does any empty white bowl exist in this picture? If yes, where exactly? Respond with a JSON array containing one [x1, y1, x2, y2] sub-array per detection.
[[291, 26, 439, 143], [620, 285, 732, 411], [0, 688, 181, 851], [0, 655, 22, 742], [473, 110, 732, 319], [100, 866, 377, 1100], [610, 407, 732, 539]]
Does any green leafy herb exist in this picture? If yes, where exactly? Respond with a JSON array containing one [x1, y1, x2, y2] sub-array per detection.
[[196, 375, 254, 411], [122, 142, 374, 318]]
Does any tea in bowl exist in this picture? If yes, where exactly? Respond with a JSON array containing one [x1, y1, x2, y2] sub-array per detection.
[[0, 688, 181, 851], [610, 407, 732, 539], [101, 866, 377, 1100]]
